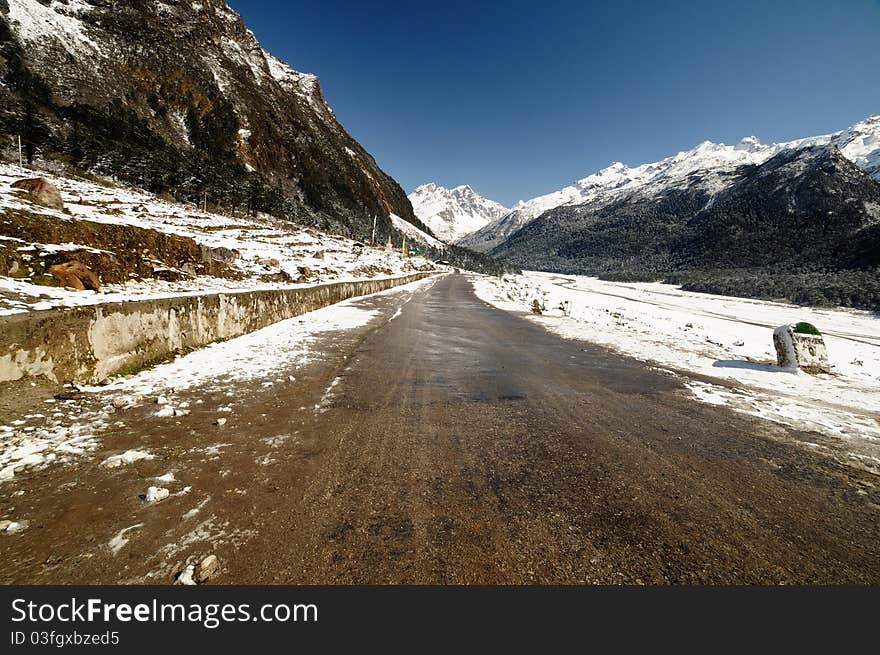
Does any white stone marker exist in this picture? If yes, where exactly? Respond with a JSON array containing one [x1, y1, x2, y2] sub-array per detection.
[[773, 323, 830, 373]]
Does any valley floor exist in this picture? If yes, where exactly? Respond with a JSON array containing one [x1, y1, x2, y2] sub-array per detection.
[[1, 274, 878, 584]]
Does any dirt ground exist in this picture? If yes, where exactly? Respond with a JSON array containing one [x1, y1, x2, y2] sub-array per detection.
[[1, 275, 878, 584]]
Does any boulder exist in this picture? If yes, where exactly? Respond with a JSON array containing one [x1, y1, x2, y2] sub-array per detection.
[[773, 323, 830, 373], [175, 565, 197, 586], [200, 245, 240, 264], [10, 177, 64, 211], [194, 554, 220, 583], [144, 487, 170, 503], [48, 261, 101, 291]]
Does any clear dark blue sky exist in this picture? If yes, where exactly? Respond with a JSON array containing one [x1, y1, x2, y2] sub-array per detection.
[[228, 0, 880, 206]]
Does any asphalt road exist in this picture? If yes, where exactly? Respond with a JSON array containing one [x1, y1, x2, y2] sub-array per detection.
[[2, 274, 879, 584]]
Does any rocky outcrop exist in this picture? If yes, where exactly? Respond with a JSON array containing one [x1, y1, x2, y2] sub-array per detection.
[[194, 555, 220, 583], [0, 206, 238, 287]]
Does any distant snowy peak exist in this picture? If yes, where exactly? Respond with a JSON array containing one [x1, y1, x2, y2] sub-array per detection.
[[832, 114, 880, 180], [408, 183, 508, 243], [460, 114, 880, 252]]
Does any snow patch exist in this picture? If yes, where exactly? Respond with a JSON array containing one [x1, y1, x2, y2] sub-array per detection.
[[102, 450, 155, 469], [7, 0, 103, 57]]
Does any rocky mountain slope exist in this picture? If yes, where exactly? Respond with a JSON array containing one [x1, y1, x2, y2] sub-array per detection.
[[494, 143, 880, 309], [0, 0, 428, 242], [408, 183, 508, 242], [463, 115, 880, 253]]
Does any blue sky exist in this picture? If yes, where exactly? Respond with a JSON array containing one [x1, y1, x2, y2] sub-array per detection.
[[228, 0, 880, 207]]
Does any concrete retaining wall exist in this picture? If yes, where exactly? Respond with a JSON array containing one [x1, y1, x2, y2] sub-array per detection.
[[0, 273, 435, 385]]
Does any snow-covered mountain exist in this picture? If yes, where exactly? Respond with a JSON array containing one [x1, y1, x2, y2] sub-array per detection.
[[460, 115, 880, 252], [408, 183, 508, 243], [0, 0, 430, 240]]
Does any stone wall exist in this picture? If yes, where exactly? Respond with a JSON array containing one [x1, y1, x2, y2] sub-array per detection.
[[0, 273, 435, 385]]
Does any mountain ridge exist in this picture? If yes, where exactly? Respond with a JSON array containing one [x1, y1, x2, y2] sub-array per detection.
[[492, 141, 880, 309], [408, 182, 508, 243], [460, 115, 880, 252]]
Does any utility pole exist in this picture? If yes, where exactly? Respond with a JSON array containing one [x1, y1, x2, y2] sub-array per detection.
[[371, 215, 377, 246], [402, 234, 406, 256], [18, 135, 23, 171]]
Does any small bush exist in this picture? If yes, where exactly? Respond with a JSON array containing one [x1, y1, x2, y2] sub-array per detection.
[[794, 322, 821, 336], [531, 299, 543, 315]]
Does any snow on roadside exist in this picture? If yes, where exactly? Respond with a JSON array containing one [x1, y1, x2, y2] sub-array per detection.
[[0, 276, 439, 482], [89, 293, 379, 397], [0, 403, 105, 482], [472, 271, 880, 473]]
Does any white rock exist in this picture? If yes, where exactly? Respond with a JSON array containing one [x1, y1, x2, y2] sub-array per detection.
[[175, 565, 197, 586], [155, 405, 175, 418], [156, 396, 168, 405], [287, 375, 296, 383], [215, 418, 227, 427], [144, 486, 170, 503], [2, 520, 28, 534]]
